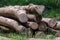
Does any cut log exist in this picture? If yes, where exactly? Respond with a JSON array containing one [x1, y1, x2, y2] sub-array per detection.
[[0, 16, 19, 31], [28, 4, 45, 15], [0, 16, 27, 32], [6, 4, 45, 15], [17, 25, 28, 33], [27, 14, 42, 23], [46, 27, 60, 37], [35, 31, 45, 38], [0, 8, 28, 23], [19, 6, 29, 10], [20, 28, 31, 35], [36, 15, 42, 23], [27, 22, 38, 30], [42, 18, 57, 28], [38, 21, 47, 31], [34, 5, 45, 15], [27, 14, 36, 21], [47, 27, 59, 33], [7, 5, 29, 11], [27, 4, 43, 23], [13, 5, 20, 9], [54, 21, 60, 30], [0, 26, 9, 31]]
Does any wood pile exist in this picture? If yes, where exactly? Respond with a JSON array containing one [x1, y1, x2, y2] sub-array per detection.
[[0, 4, 60, 37]]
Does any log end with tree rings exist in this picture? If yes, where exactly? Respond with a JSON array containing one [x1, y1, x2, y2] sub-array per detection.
[[28, 22, 38, 30], [34, 5, 45, 15], [17, 10, 28, 23], [42, 18, 57, 28], [19, 14, 28, 23], [38, 21, 47, 31], [48, 19, 57, 28], [17, 25, 26, 32]]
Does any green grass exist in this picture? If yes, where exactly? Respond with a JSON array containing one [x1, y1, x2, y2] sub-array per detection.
[[0, 0, 60, 8], [0, 30, 29, 40], [0, 30, 57, 40], [0, 33, 56, 40], [0, 32, 28, 40], [43, 8, 60, 20], [0, 8, 60, 40]]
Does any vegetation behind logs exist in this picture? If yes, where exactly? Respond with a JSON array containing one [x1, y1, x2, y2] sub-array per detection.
[[0, 0, 60, 40], [0, 0, 60, 8]]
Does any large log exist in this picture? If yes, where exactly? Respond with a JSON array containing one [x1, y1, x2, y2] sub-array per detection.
[[5, 4, 45, 15], [46, 27, 60, 37], [27, 14, 36, 22], [0, 26, 9, 31], [27, 14, 42, 23], [0, 8, 28, 23], [0, 16, 27, 32], [27, 22, 38, 30], [6, 5, 29, 11], [38, 21, 47, 31], [28, 4, 45, 15], [6, 4, 45, 15], [54, 21, 60, 30], [35, 31, 45, 38], [19, 6, 29, 10], [42, 18, 57, 28], [26, 4, 43, 23], [27, 14, 41, 23]]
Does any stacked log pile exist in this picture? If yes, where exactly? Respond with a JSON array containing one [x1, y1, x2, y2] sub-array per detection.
[[0, 4, 60, 37]]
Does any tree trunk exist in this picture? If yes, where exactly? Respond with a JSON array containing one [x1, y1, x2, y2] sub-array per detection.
[[42, 18, 57, 28], [27, 14, 42, 23], [0, 8, 28, 23], [38, 21, 47, 31], [0, 26, 9, 31], [26, 4, 43, 23], [46, 27, 60, 37], [0, 16, 27, 32], [54, 21, 60, 30], [27, 14, 36, 22], [7, 5, 29, 10], [28, 4, 45, 15], [27, 22, 38, 30]]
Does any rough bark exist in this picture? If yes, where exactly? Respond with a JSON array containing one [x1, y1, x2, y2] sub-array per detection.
[[26, 4, 43, 23], [0, 26, 9, 31], [35, 31, 45, 37], [0, 8, 28, 23], [27, 14, 36, 22], [6, 4, 45, 15], [42, 18, 57, 28], [47, 27, 60, 37], [0, 16, 27, 32], [7, 5, 29, 10], [54, 21, 60, 30], [27, 14, 42, 23], [28, 4, 45, 15]]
